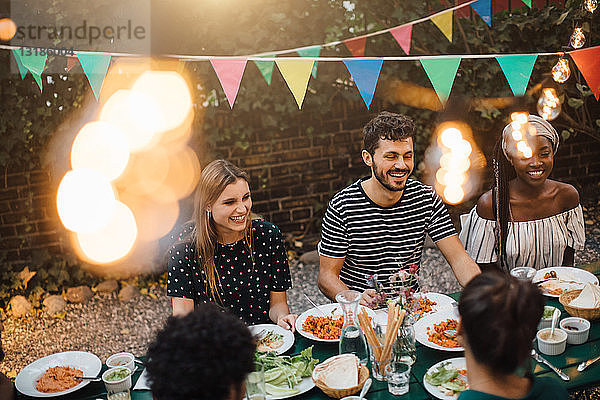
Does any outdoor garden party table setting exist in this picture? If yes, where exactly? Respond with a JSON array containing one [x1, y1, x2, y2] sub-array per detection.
[[14, 261, 600, 400]]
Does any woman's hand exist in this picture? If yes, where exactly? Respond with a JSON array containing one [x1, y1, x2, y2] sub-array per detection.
[[277, 313, 298, 332]]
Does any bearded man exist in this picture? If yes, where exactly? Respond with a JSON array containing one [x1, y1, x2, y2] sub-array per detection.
[[318, 111, 480, 306]]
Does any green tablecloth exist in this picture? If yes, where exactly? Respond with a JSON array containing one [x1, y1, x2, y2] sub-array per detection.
[[17, 261, 600, 399]]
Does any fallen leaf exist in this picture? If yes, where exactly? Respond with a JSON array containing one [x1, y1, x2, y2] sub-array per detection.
[[586, 220, 594, 225], [18, 267, 37, 290], [54, 312, 66, 319], [6, 370, 17, 379], [149, 293, 157, 300], [121, 328, 130, 335], [140, 288, 148, 295]]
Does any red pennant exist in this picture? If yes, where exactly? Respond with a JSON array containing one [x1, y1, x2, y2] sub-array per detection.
[[344, 37, 366, 57], [570, 46, 600, 101], [66, 56, 77, 72], [390, 25, 413, 55]]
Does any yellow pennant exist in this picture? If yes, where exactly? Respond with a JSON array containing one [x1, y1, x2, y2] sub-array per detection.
[[431, 11, 453, 42], [275, 59, 315, 109]]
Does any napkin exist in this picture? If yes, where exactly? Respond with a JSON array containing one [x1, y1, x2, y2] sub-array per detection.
[[569, 283, 600, 308], [133, 368, 151, 391]]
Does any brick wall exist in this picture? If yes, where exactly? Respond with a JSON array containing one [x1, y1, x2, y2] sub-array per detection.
[[2, 102, 599, 265]]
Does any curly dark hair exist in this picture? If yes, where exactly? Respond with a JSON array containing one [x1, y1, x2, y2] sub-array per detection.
[[458, 271, 544, 375], [145, 304, 255, 400], [362, 111, 416, 155]]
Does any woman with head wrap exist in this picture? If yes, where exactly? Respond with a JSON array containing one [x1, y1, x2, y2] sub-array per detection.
[[459, 115, 585, 272]]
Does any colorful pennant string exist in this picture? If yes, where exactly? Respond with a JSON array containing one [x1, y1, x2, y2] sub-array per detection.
[[496, 54, 538, 96], [210, 59, 248, 108], [254, 56, 275, 85], [344, 37, 367, 57], [77, 54, 112, 100], [390, 25, 413, 55], [431, 11, 454, 42], [343, 59, 384, 109], [420, 58, 462, 104], [471, 0, 492, 26], [570, 47, 600, 100], [275, 59, 314, 109]]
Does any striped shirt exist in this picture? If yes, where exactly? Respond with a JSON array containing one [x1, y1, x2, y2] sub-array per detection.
[[318, 178, 457, 295]]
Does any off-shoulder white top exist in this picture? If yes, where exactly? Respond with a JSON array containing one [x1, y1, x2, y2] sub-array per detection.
[[459, 205, 585, 270]]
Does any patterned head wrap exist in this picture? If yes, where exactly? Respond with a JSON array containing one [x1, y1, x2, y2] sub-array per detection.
[[501, 115, 559, 160]]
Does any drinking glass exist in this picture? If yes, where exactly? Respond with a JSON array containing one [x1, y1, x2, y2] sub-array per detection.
[[393, 321, 416, 365], [368, 342, 390, 381], [385, 361, 411, 395], [245, 362, 266, 400]]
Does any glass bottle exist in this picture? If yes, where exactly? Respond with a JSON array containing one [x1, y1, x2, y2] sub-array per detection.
[[336, 290, 369, 365]]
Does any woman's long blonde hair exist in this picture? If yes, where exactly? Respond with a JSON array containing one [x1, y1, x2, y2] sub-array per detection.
[[192, 159, 253, 303]]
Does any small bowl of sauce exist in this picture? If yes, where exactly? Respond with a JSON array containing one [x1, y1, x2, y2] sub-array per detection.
[[559, 317, 590, 345]]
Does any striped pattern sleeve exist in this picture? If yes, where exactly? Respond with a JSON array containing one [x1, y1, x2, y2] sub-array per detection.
[[318, 198, 348, 259], [566, 205, 586, 251], [426, 189, 458, 242], [458, 207, 498, 263]]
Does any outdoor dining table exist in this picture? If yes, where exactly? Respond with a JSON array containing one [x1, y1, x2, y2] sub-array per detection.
[[16, 261, 600, 400]]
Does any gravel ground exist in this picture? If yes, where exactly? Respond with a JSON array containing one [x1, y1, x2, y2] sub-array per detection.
[[2, 199, 600, 397]]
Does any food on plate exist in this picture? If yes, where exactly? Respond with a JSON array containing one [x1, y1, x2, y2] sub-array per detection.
[[255, 346, 318, 397], [302, 315, 343, 340], [35, 366, 83, 393], [256, 331, 285, 352], [405, 296, 437, 320], [427, 319, 460, 348], [425, 361, 468, 398], [543, 270, 557, 280], [569, 283, 600, 308], [312, 354, 360, 389], [104, 367, 130, 382], [540, 280, 564, 296], [542, 306, 556, 319]]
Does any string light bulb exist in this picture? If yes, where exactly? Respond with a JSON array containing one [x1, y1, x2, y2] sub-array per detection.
[[585, 0, 598, 13], [570, 27, 586, 49], [552, 57, 570, 83], [537, 88, 561, 121]]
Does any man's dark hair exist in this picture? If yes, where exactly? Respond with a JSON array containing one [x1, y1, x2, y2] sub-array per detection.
[[146, 305, 255, 400], [362, 111, 416, 155]]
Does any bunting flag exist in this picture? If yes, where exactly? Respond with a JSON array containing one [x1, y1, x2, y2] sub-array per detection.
[[12, 50, 47, 92], [344, 37, 367, 57], [275, 59, 314, 109], [471, 0, 492, 26], [66, 56, 78, 72], [11, 50, 28, 79], [254, 56, 275, 85], [343, 59, 384, 109], [210, 59, 248, 108], [521, 0, 532, 8], [297, 45, 321, 79], [496, 54, 537, 96], [390, 25, 413, 55], [420, 57, 461, 104], [570, 47, 600, 100], [431, 10, 453, 42], [77, 54, 111, 100]]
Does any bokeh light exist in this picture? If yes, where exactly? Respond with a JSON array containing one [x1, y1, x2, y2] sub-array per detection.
[[0, 18, 17, 41], [71, 121, 130, 181], [120, 191, 180, 242], [443, 185, 465, 205], [131, 71, 193, 133], [57, 169, 116, 233], [75, 201, 138, 264], [537, 88, 561, 121], [100, 90, 164, 152]]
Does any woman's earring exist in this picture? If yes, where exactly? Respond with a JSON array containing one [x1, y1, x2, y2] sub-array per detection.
[[206, 210, 211, 219]]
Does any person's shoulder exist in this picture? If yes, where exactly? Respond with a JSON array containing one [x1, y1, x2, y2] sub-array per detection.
[[550, 180, 580, 210], [328, 179, 363, 208], [252, 219, 280, 234], [529, 375, 568, 399], [475, 190, 494, 220]]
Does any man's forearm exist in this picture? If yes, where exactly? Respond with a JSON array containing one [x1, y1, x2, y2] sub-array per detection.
[[454, 255, 481, 287], [317, 272, 349, 301]]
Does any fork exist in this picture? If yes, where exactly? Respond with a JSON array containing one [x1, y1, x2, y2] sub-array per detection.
[[253, 329, 268, 340]]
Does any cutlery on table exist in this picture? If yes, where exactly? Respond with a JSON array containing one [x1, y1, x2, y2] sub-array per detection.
[[252, 328, 268, 340], [358, 378, 372, 400], [303, 293, 327, 317], [550, 308, 560, 337], [75, 376, 102, 382], [531, 350, 570, 381], [578, 355, 600, 371]]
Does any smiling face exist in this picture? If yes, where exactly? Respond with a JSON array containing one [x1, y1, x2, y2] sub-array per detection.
[[208, 178, 252, 242], [363, 138, 415, 192], [508, 135, 554, 186]]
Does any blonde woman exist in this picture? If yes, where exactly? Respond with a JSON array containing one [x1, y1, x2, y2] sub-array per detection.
[[167, 160, 297, 330]]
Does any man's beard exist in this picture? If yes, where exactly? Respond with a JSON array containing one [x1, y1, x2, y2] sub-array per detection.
[[372, 161, 410, 192]]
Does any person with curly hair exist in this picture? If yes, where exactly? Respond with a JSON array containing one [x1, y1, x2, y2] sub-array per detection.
[[145, 304, 255, 400], [457, 271, 567, 399], [318, 111, 480, 306]]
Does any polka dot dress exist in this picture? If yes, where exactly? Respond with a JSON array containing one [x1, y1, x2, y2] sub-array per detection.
[[167, 220, 292, 325]]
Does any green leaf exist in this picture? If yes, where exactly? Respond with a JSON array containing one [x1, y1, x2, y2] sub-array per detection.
[[555, 11, 569, 25], [567, 98, 585, 109], [561, 130, 571, 141]]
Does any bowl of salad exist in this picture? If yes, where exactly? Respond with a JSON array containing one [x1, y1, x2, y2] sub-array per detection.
[[101, 366, 132, 393]]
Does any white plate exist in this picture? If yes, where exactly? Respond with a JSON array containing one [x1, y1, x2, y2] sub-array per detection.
[[249, 324, 295, 355], [267, 376, 315, 399], [407, 292, 456, 320], [423, 357, 467, 400], [295, 303, 376, 342], [534, 267, 599, 297], [414, 309, 464, 352], [15, 351, 102, 397]]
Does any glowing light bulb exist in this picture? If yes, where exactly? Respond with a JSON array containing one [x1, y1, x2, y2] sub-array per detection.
[[585, 0, 598, 13], [537, 88, 561, 121], [552, 58, 570, 83], [570, 28, 586, 49]]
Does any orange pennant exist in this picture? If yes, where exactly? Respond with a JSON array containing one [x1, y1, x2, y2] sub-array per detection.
[[344, 37, 367, 57], [570, 46, 600, 101]]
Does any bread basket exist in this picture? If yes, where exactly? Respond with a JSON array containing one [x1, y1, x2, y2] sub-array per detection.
[[559, 289, 600, 321], [313, 364, 369, 399]]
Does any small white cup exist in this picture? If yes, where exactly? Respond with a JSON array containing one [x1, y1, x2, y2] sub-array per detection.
[[102, 367, 132, 394], [538, 307, 560, 330], [560, 317, 590, 345], [106, 352, 135, 373], [536, 328, 567, 355]]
